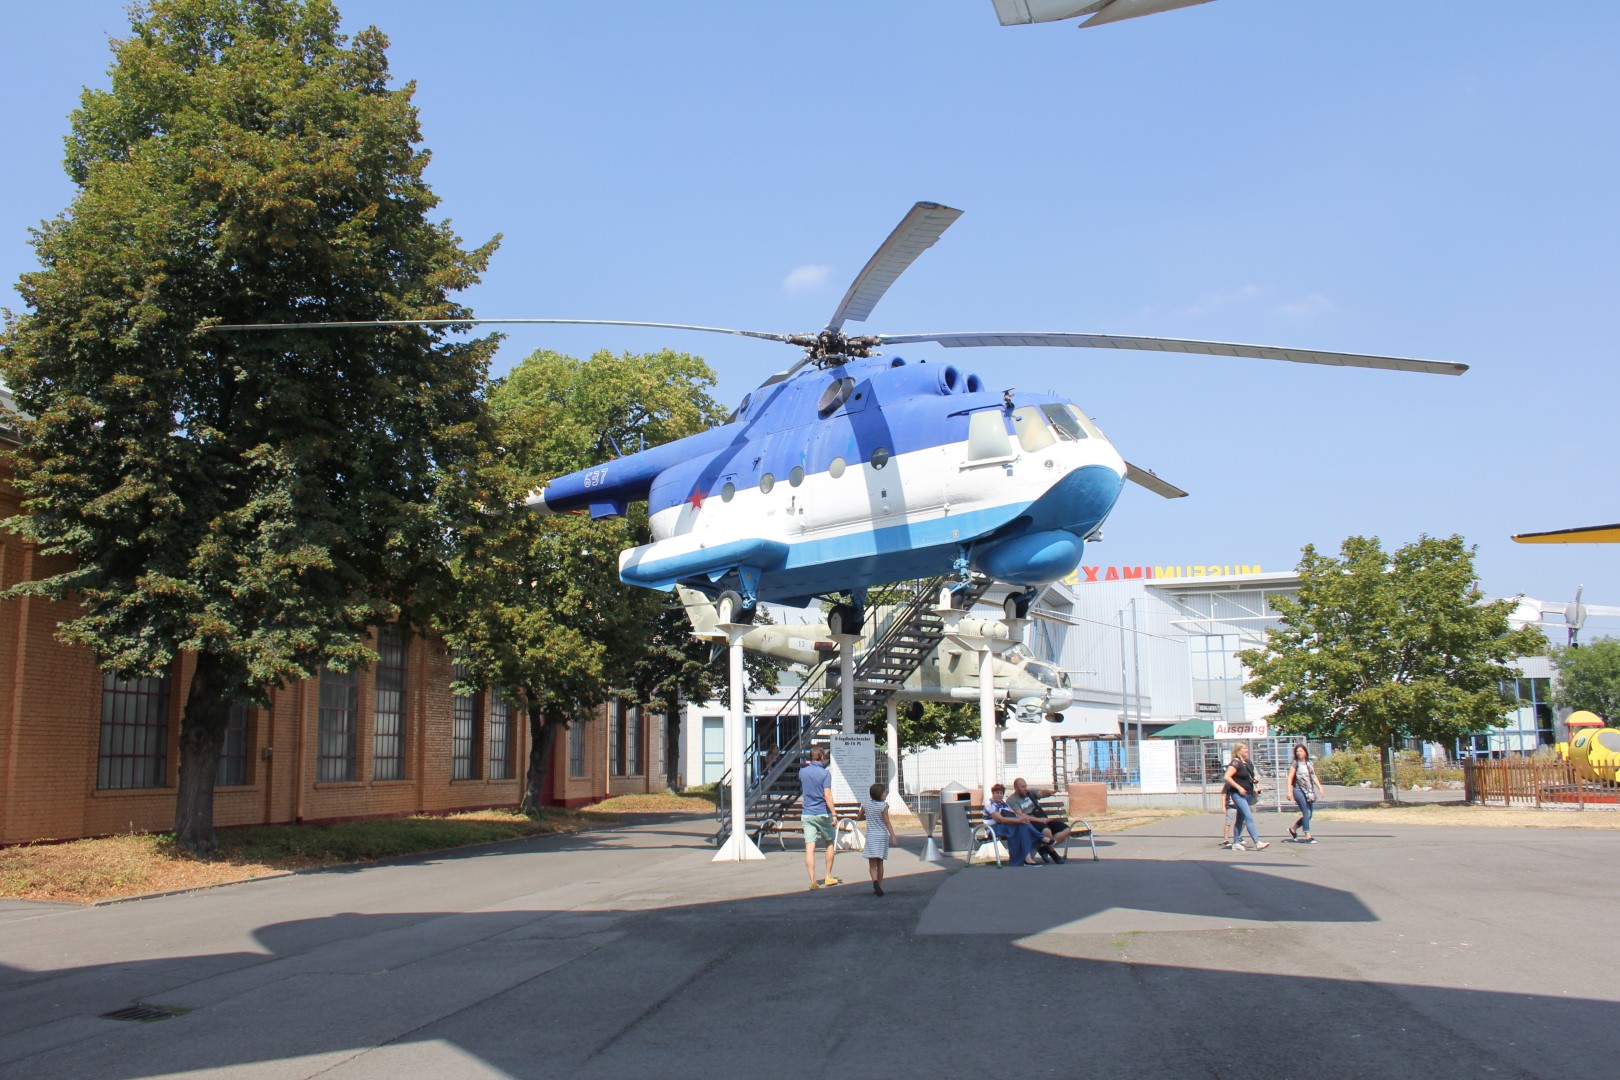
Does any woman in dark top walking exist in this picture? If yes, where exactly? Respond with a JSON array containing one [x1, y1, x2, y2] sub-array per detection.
[[1222, 743, 1268, 851]]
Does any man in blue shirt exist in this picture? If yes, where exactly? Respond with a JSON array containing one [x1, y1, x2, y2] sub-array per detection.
[[800, 746, 841, 888]]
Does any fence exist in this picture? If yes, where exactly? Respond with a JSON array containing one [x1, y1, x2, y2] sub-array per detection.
[[1464, 758, 1620, 810]]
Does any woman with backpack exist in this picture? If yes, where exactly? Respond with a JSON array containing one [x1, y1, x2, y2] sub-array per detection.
[[1222, 743, 1268, 851], [1288, 743, 1324, 843]]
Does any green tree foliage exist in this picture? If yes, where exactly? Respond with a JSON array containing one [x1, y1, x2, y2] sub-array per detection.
[[1550, 637, 1620, 721], [440, 348, 724, 811], [0, 0, 496, 853], [1237, 535, 1545, 801]]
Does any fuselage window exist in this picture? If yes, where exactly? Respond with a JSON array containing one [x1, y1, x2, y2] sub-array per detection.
[[1011, 406, 1056, 453], [721, 482, 736, 503], [829, 457, 846, 479], [870, 447, 891, 470], [1041, 403, 1087, 442], [789, 465, 805, 487], [760, 473, 775, 493]]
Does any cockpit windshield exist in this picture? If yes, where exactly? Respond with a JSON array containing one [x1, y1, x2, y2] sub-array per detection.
[[1024, 659, 1069, 689], [1041, 403, 1087, 441]]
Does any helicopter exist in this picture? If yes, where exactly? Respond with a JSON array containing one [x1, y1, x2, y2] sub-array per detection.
[[217, 201, 1467, 627], [677, 586, 1074, 722]]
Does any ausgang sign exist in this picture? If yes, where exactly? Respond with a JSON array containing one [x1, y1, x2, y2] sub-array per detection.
[[1213, 719, 1270, 739]]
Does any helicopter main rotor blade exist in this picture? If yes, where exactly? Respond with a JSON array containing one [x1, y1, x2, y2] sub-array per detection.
[[207, 317, 799, 344], [824, 202, 963, 333], [1124, 462, 1189, 499], [872, 331, 1467, 376]]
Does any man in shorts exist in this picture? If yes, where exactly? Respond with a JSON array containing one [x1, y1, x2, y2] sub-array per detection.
[[800, 746, 841, 888]]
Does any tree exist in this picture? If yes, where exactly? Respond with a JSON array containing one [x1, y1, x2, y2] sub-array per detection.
[[1237, 535, 1546, 801], [440, 348, 724, 811], [1550, 637, 1620, 721], [0, 0, 497, 854]]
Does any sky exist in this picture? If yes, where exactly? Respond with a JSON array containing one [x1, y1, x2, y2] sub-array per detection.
[[2, 0, 1618, 618]]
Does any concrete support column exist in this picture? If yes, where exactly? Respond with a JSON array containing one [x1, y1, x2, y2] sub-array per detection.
[[713, 624, 764, 862]]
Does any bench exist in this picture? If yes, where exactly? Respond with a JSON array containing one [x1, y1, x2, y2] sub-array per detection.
[[971, 814, 1097, 865]]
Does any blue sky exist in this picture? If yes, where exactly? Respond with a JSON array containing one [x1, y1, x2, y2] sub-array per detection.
[[3, 0, 1618, 613]]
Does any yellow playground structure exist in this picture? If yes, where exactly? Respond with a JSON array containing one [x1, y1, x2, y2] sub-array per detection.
[[1558, 712, 1620, 783]]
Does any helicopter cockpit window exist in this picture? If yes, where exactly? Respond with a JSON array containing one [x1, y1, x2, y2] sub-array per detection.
[[1040, 403, 1088, 442], [1024, 659, 1068, 690], [817, 377, 856, 416], [1011, 406, 1056, 453], [870, 447, 890, 470], [789, 466, 805, 487], [966, 409, 1014, 461], [759, 473, 775, 493], [1065, 404, 1105, 440]]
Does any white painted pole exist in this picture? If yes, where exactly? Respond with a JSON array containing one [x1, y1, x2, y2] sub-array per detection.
[[839, 634, 858, 735], [980, 644, 998, 796], [885, 698, 910, 814], [713, 626, 764, 862]]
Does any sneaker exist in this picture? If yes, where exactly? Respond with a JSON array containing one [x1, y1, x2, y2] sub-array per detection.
[[1230, 842, 1245, 851], [1218, 840, 1232, 848], [873, 882, 884, 896], [1254, 842, 1270, 850], [808, 881, 821, 890], [1051, 851, 1066, 864], [1305, 837, 1318, 844], [821, 877, 842, 887], [1289, 826, 1298, 839]]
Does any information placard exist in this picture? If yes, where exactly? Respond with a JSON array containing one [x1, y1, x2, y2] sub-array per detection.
[[1138, 738, 1178, 794], [828, 734, 876, 807]]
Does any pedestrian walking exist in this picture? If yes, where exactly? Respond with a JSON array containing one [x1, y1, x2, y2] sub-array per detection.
[[800, 746, 841, 889], [1222, 743, 1268, 851], [1288, 743, 1324, 843], [859, 783, 894, 895]]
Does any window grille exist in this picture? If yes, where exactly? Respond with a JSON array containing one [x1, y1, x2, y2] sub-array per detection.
[[627, 705, 644, 776], [451, 650, 480, 781], [610, 701, 624, 777], [217, 703, 249, 787], [568, 719, 587, 778], [488, 697, 512, 780], [317, 666, 358, 782], [98, 672, 169, 790], [373, 626, 408, 781]]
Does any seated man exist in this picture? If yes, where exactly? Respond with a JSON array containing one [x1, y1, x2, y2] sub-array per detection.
[[1009, 776, 1070, 863], [983, 782, 1045, 867]]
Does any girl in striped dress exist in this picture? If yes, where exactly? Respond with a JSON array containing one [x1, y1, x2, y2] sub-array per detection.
[[860, 783, 895, 896]]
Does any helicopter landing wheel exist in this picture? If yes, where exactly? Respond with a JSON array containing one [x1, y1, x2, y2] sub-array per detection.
[[717, 590, 756, 625], [828, 603, 864, 637]]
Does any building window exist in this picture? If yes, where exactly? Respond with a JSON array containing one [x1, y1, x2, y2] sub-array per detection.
[[373, 625, 408, 781], [451, 650, 480, 781], [628, 704, 644, 776], [1003, 737, 1019, 766], [217, 703, 250, 787], [610, 701, 625, 777], [318, 665, 358, 782], [488, 696, 512, 780], [98, 672, 170, 790], [568, 719, 587, 778]]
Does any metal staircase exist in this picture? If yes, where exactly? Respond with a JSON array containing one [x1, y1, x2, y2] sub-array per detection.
[[714, 574, 995, 846]]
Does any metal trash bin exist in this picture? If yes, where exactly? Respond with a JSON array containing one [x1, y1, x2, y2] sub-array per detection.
[[939, 780, 973, 854]]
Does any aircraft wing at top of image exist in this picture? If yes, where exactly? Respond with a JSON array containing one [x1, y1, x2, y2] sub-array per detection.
[[992, 0, 1218, 29]]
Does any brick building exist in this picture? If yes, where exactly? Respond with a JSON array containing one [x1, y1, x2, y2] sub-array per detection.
[[0, 411, 665, 844]]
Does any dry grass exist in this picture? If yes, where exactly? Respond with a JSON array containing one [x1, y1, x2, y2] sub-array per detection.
[[0, 809, 605, 905], [585, 792, 718, 814], [1316, 803, 1620, 829]]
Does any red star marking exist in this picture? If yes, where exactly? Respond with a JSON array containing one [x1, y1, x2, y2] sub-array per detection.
[[687, 487, 706, 510]]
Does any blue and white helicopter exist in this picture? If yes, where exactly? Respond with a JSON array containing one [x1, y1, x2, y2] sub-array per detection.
[[516, 202, 1465, 626], [224, 202, 1465, 627]]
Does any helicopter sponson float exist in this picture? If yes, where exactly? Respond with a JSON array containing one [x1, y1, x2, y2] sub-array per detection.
[[214, 202, 1467, 624]]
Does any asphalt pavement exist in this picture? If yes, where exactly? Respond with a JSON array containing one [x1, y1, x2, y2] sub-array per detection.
[[0, 804, 1613, 1079]]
